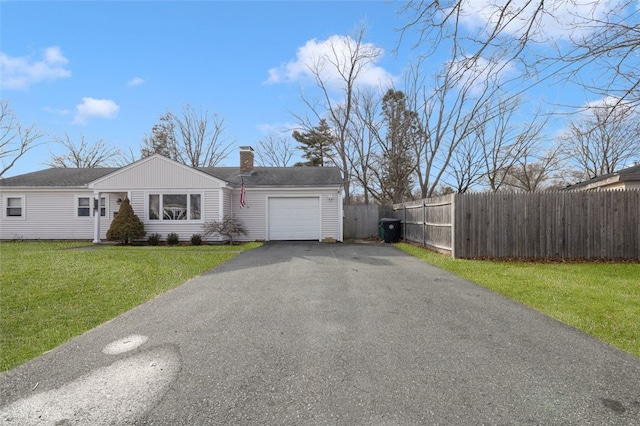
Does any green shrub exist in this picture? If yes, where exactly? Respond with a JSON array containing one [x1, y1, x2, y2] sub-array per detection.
[[190, 234, 203, 246], [106, 198, 145, 245], [148, 233, 161, 246], [167, 232, 180, 245]]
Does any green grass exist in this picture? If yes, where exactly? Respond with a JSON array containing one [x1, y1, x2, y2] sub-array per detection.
[[0, 241, 262, 371], [395, 242, 640, 358]]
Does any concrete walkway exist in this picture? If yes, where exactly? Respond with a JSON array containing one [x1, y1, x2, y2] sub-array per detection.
[[1, 242, 639, 425]]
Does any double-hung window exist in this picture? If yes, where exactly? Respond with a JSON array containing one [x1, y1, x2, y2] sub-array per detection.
[[148, 193, 201, 221], [5, 196, 24, 218], [77, 197, 106, 217]]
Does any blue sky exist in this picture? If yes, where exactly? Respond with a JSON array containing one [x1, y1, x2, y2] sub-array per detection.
[[2, 1, 635, 178], [2, 1, 416, 176]]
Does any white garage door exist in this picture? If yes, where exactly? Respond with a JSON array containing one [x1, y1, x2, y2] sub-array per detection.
[[268, 197, 320, 240]]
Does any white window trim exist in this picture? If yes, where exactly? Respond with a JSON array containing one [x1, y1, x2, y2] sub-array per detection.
[[145, 191, 204, 223], [3, 195, 26, 219], [75, 195, 106, 219]]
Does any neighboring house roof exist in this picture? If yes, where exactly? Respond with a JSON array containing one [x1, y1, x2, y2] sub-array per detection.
[[565, 164, 640, 191], [0, 163, 342, 188]]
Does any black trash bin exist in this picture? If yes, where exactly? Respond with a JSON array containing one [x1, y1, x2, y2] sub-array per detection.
[[379, 218, 401, 243]]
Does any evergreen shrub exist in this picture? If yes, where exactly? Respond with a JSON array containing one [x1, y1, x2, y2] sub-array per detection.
[[148, 233, 161, 246], [106, 198, 145, 245], [167, 232, 180, 245]]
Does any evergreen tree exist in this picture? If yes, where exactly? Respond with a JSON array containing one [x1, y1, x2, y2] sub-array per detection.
[[106, 198, 145, 245], [292, 119, 335, 167]]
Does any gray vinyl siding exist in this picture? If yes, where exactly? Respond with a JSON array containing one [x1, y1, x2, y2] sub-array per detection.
[[222, 188, 232, 219], [91, 155, 225, 190], [129, 191, 146, 219], [1, 187, 341, 241], [1, 153, 342, 242], [0, 188, 220, 242], [0, 190, 112, 240], [230, 187, 342, 242], [205, 190, 220, 221], [321, 192, 341, 241], [233, 188, 267, 240]]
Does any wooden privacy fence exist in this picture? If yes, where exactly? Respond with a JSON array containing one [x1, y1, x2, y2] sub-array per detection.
[[393, 190, 640, 260], [343, 204, 393, 239], [393, 195, 454, 252]]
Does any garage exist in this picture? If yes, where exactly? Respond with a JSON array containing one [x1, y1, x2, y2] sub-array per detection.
[[268, 197, 320, 240]]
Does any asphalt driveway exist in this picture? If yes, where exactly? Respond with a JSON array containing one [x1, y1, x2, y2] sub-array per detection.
[[1, 242, 639, 425]]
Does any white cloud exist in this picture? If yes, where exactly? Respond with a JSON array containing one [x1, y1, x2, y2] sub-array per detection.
[[0, 46, 71, 90], [582, 95, 638, 117], [586, 95, 627, 109], [74, 97, 119, 124], [266, 35, 396, 89], [44, 106, 71, 116], [455, 0, 623, 41], [451, 54, 517, 95], [257, 121, 300, 136], [127, 77, 145, 87]]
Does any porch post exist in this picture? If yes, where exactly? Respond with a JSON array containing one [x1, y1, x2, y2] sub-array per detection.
[[93, 191, 101, 243]]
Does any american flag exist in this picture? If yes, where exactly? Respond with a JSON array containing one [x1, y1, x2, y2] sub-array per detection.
[[240, 182, 246, 208]]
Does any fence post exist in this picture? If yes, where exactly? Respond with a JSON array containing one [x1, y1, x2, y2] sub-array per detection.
[[403, 204, 407, 241], [450, 194, 456, 259], [422, 201, 426, 247]]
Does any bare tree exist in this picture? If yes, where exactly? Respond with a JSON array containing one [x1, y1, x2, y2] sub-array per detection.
[[398, 1, 640, 111], [47, 133, 121, 168], [141, 105, 234, 167], [406, 52, 500, 198], [502, 146, 563, 192], [560, 99, 640, 179], [474, 97, 549, 192], [398, 0, 575, 199], [141, 112, 178, 159], [115, 146, 142, 167], [173, 104, 234, 167], [448, 132, 484, 193], [347, 88, 384, 204], [295, 23, 384, 203], [565, 2, 640, 108], [255, 133, 296, 167], [0, 99, 44, 177]]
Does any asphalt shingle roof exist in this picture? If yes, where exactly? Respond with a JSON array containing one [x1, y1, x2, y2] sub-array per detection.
[[0, 165, 342, 188], [0, 168, 118, 187], [198, 167, 343, 187]]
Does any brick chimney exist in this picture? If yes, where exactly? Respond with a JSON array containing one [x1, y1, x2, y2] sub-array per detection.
[[239, 146, 254, 174]]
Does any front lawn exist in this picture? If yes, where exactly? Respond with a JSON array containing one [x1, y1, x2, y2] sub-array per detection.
[[0, 241, 261, 371], [396, 243, 640, 358]]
